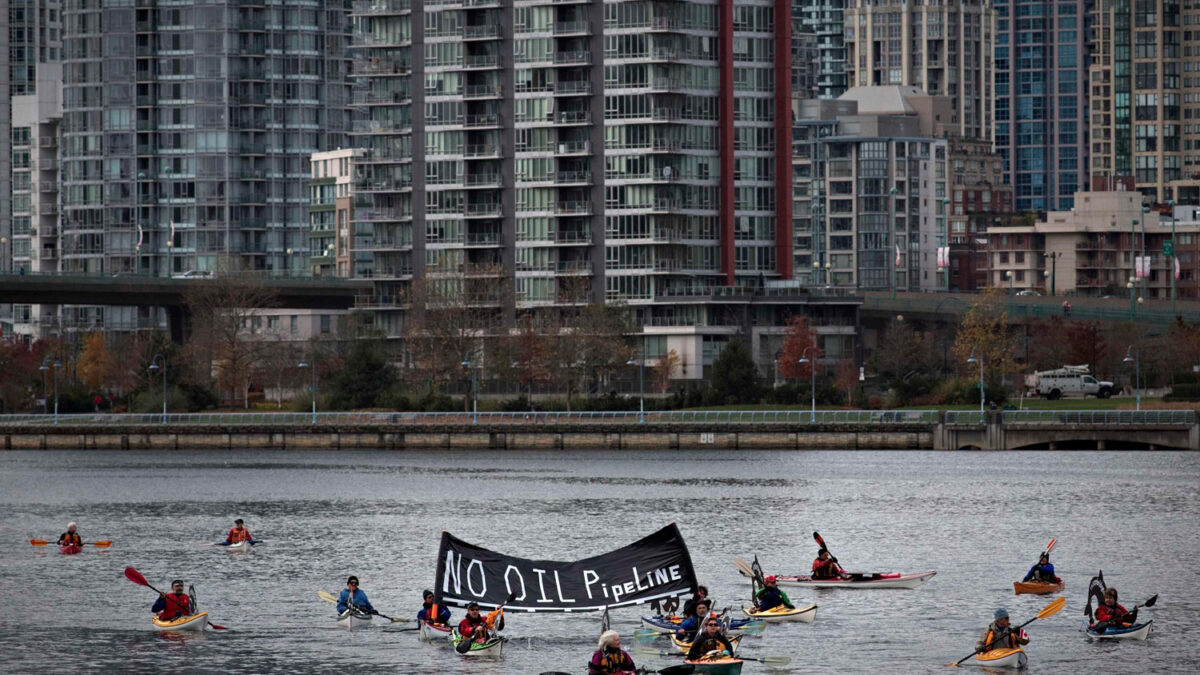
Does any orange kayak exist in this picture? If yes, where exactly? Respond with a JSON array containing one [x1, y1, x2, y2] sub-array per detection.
[[1013, 580, 1063, 595]]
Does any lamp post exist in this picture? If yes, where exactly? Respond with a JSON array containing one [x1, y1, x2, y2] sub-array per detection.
[[1123, 346, 1140, 411], [1005, 270, 1013, 295], [135, 171, 145, 274], [889, 186, 898, 299], [286, 248, 293, 279], [1140, 207, 1149, 300], [1167, 201, 1177, 315], [1044, 252, 1061, 296], [461, 360, 478, 424], [942, 197, 952, 292], [626, 354, 644, 423], [798, 346, 817, 423], [967, 347, 984, 424], [40, 357, 63, 425], [1126, 277, 1136, 319], [298, 359, 317, 425], [1, 236, 8, 273], [147, 354, 167, 424]]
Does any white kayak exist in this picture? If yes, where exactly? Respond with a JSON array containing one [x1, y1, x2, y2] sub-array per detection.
[[420, 621, 453, 645], [337, 608, 373, 630], [974, 647, 1027, 669], [152, 611, 209, 632], [226, 540, 251, 553], [450, 629, 504, 657], [735, 560, 935, 589], [742, 603, 818, 623], [1084, 620, 1152, 641]]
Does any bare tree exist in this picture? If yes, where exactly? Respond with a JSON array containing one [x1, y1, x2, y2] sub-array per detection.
[[403, 277, 504, 397]]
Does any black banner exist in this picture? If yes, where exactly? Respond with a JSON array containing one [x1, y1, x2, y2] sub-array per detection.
[[434, 523, 696, 612]]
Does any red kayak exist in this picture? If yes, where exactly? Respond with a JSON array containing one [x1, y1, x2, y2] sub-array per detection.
[[60, 543, 83, 555]]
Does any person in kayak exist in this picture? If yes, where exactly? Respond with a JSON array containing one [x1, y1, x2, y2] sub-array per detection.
[[225, 518, 252, 544], [674, 600, 711, 639], [685, 617, 737, 661], [975, 608, 1030, 653], [458, 602, 504, 642], [417, 589, 451, 625], [151, 580, 194, 620], [1092, 588, 1138, 631], [682, 585, 712, 619], [1022, 552, 1060, 583], [754, 576, 795, 611], [812, 548, 844, 580], [57, 522, 81, 547], [337, 576, 375, 615], [589, 630, 636, 675]]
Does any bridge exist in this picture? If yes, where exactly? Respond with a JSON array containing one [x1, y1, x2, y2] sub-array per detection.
[[0, 272, 371, 341], [860, 291, 1200, 326]]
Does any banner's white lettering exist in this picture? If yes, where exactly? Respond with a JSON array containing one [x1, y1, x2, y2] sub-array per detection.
[[442, 551, 462, 595], [632, 566, 648, 591], [553, 571, 574, 603], [466, 559, 487, 597], [532, 568, 554, 603], [583, 569, 600, 599], [504, 565, 527, 601]]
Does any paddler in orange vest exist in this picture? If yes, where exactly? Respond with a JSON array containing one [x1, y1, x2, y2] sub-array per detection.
[[418, 590, 451, 625], [975, 608, 1029, 654], [225, 518, 252, 544], [151, 580, 194, 620], [57, 522, 81, 547]]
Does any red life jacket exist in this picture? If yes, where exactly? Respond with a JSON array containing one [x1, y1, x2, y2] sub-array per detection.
[[227, 527, 251, 543], [60, 532, 81, 545], [160, 593, 193, 620]]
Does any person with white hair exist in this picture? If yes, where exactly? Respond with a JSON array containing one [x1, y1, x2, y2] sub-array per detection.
[[588, 629, 635, 675], [57, 523, 81, 547]]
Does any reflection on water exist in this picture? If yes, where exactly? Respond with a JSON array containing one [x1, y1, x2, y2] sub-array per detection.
[[0, 449, 1196, 674]]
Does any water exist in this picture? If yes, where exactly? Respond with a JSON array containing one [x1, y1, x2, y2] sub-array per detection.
[[0, 449, 1196, 674]]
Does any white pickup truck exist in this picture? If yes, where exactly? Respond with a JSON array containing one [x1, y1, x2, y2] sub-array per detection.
[[1025, 365, 1114, 400]]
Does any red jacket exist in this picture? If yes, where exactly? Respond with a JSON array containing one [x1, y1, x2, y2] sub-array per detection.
[[1094, 603, 1129, 624], [155, 593, 193, 620], [226, 527, 251, 543], [459, 614, 485, 637], [812, 557, 841, 579]]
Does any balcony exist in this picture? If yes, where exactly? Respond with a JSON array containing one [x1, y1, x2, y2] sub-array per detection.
[[464, 143, 500, 158], [556, 260, 592, 274], [354, 58, 411, 75], [352, 0, 412, 14], [465, 113, 501, 128], [464, 25, 500, 40], [556, 110, 592, 125], [553, 21, 590, 36], [555, 140, 590, 155], [555, 230, 592, 245], [464, 262, 506, 276], [466, 232, 502, 246], [555, 170, 592, 185], [465, 173, 502, 187], [464, 84, 502, 99], [554, 80, 592, 96], [464, 203, 502, 217], [355, 208, 405, 222], [555, 201, 592, 216], [464, 54, 501, 70], [553, 51, 591, 66]]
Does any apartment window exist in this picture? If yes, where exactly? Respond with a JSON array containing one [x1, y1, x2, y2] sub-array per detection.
[[290, 316, 299, 334], [320, 315, 332, 334]]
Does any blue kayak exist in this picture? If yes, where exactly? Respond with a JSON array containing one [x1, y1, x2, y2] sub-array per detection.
[[1084, 620, 1152, 641]]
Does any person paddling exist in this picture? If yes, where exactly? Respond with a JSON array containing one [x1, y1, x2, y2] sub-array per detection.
[[1092, 588, 1138, 632], [225, 518, 252, 544], [686, 617, 737, 661], [588, 630, 636, 675], [682, 585, 713, 619], [336, 576, 375, 615], [812, 548, 844, 580], [458, 601, 504, 643], [151, 580, 195, 621], [57, 522, 81, 547], [1022, 552, 1060, 583], [417, 589, 450, 625], [975, 608, 1030, 653], [674, 600, 710, 639], [754, 576, 795, 611]]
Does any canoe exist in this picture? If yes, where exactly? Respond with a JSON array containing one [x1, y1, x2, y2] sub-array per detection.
[[449, 629, 504, 657], [226, 540, 251, 553], [1013, 580, 1063, 595], [684, 654, 743, 675], [742, 603, 817, 623], [1084, 620, 1152, 641], [419, 621, 452, 644], [152, 611, 209, 632], [738, 568, 936, 589], [59, 543, 83, 555], [640, 615, 757, 634], [337, 608, 372, 630], [974, 647, 1027, 669], [670, 633, 742, 654]]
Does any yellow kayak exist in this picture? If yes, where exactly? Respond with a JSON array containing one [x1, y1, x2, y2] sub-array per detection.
[[741, 603, 817, 623], [152, 611, 208, 632]]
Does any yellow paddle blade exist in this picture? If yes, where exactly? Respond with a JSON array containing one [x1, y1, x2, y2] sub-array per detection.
[[317, 590, 338, 604], [91, 541, 113, 548], [30, 539, 50, 546], [1037, 596, 1066, 619]]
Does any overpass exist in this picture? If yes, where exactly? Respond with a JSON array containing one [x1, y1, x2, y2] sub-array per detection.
[[860, 290, 1200, 326], [0, 272, 371, 341]]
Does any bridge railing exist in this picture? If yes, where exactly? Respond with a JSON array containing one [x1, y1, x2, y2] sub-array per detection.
[[0, 410, 942, 426], [943, 411, 987, 425], [1002, 410, 1197, 425]]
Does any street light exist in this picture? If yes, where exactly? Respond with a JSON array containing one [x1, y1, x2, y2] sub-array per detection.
[[889, 186, 899, 300], [1005, 270, 1013, 295], [147, 354, 167, 424], [1165, 201, 1178, 315], [1123, 346, 1141, 411], [941, 197, 952, 292], [461, 360, 478, 424], [298, 359, 317, 425], [798, 346, 817, 423], [1044, 252, 1062, 296], [625, 354, 644, 424], [1126, 277, 1136, 319], [39, 357, 63, 425], [286, 248, 294, 278], [967, 347, 984, 424]]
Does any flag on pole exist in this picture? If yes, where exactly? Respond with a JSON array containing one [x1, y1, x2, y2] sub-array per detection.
[[136, 222, 143, 250], [1176, 256, 1181, 280], [895, 244, 902, 266]]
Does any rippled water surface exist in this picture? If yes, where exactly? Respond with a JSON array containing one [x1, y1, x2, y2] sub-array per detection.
[[0, 449, 1196, 674]]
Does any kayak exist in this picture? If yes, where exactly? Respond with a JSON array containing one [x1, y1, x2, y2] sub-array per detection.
[[59, 543, 83, 555], [974, 647, 1027, 669], [671, 633, 742, 654], [226, 540, 251, 553], [152, 611, 209, 632], [449, 629, 504, 657], [738, 568, 936, 589], [685, 653, 743, 675], [419, 621, 452, 644], [1013, 580, 1063, 595], [640, 615, 758, 634], [337, 608, 372, 630], [742, 603, 817, 623], [1084, 620, 1152, 641]]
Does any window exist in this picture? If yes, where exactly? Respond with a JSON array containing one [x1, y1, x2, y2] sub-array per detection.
[[320, 315, 332, 334], [290, 316, 298, 334]]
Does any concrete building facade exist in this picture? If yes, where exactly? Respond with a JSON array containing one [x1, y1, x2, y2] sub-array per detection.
[[309, 148, 364, 278]]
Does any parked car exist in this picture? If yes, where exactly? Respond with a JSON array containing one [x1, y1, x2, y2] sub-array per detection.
[[171, 270, 214, 279]]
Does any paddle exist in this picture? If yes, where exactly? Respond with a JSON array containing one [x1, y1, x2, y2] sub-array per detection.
[[947, 596, 1065, 667], [214, 539, 263, 546], [1022, 538, 1056, 582], [457, 592, 516, 654], [317, 589, 409, 623], [813, 531, 838, 565], [31, 539, 112, 547], [124, 567, 226, 630]]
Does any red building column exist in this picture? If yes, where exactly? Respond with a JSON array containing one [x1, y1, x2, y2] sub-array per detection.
[[773, 0, 793, 280], [719, 0, 736, 285]]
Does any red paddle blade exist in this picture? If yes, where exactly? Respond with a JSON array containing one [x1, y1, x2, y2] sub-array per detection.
[[124, 567, 150, 587], [30, 539, 50, 546], [1044, 538, 1056, 555], [813, 532, 827, 549], [208, 622, 227, 630]]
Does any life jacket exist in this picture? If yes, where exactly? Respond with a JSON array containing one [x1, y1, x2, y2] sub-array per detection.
[[594, 647, 632, 673], [983, 626, 1015, 651], [60, 532, 81, 545], [812, 557, 838, 579], [160, 593, 193, 620], [228, 527, 250, 543]]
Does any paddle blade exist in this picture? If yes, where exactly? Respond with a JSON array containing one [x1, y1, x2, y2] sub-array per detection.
[[317, 590, 338, 604], [90, 540, 113, 548], [1141, 594, 1158, 608], [733, 557, 754, 578], [658, 666, 696, 675], [1036, 596, 1067, 620], [1044, 538, 1056, 555], [813, 531, 827, 549], [757, 655, 792, 666], [208, 622, 227, 630], [124, 567, 150, 587], [30, 539, 50, 546]]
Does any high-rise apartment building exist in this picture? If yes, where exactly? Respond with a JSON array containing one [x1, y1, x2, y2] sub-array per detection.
[[993, 0, 1088, 212], [309, 147, 365, 278], [1089, 0, 1186, 203], [59, 0, 354, 293], [843, 0, 995, 142], [795, 0, 849, 99]]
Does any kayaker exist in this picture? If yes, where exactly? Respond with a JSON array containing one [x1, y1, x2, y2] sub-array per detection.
[[975, 608, 1030, 653], [1022, 552, 1059, 583], [682, 585, 713, 619], [151, 580, 194, 621], [1092, 588, 1138, 631], [417, 589, 451, 625], [754, 576, 795, 611], [674, 600, 710, 639], [812, 548, 844, 580], [225, 518, 252, 544], [588, 630, 636, 675], [336, 576, 375, 615], [685, 617, 736, 661], [57, 522, 81, 547], [458, 602, 504, 642]]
